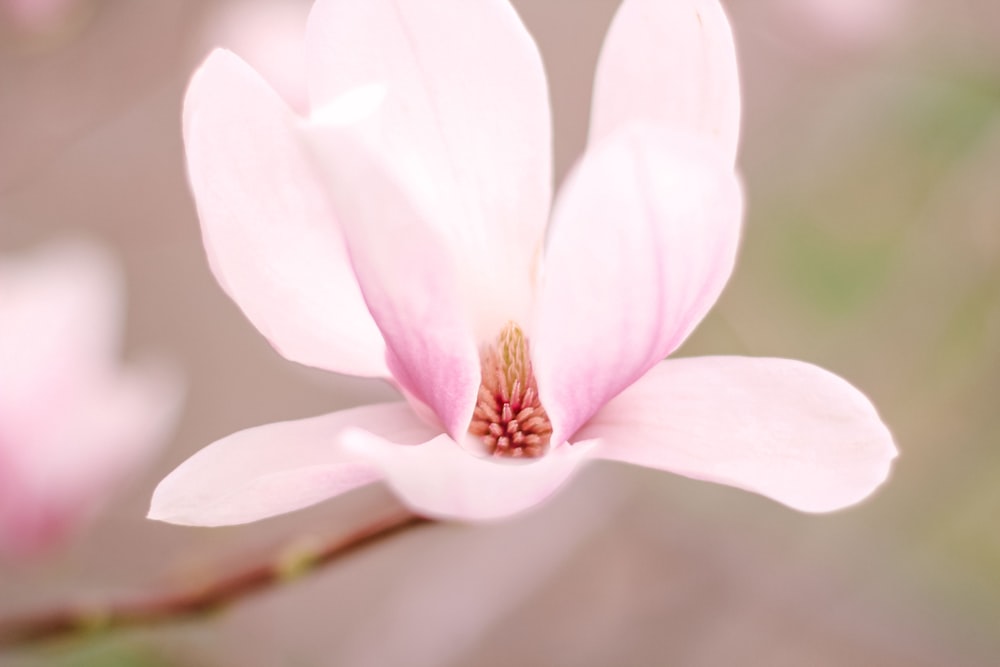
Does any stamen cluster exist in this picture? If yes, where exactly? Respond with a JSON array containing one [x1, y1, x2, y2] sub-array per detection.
[[469, 322, 552, 458]]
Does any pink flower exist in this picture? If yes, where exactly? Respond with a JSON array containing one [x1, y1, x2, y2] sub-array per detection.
[[0, 0, 87, 35], [150, 0, 895, 525], [768, 0, 908, 50], [0, 240, 180, 556]]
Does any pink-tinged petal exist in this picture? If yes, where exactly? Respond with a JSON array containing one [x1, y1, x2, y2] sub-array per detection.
[[0, 479, 75, 557], [534, 126, 743, 445], [0, 240, 121, 423], [26, 361, 183, 499], [183, 48, 387, 378], [590, 0, 741, 163], [305, 0, 552, 331], [150, 403, 436, 527], [579, 356, 897, 513], [0, 0, 80, 33], [0, 468, 80, 557], [0, 240, 183, 556], [342, 433, 594, 521], [3, 362, 183, 555], [303, 124, 481, 441], [198, 0, 311, 114]]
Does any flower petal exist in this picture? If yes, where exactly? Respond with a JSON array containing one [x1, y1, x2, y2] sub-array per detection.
[[183, 48, 387, 378], [534, 125, 743, 445], [198, 0, 311, 114], [343, 434, 593, 521], [3, 362, 183, 555], [590, 0, 741, 162], [304, 0, 552, 331], [579, 356, 897, 513], [0, 240, 122, 423], [1, 241, 183, 555], [28, 361, 183, 498], [303, 124, 481, 441], [149, 403, 435, 527]]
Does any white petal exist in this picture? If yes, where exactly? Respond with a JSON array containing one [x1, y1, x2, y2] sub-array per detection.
[[149, 403, 435, 526], [343, 433, 594, 521], [579, 356, 898, 513], [534, 126, 742, 445], [183, 49, 387, 377], [305, 0, 553, 332], [302, 125, 481, 441], [591, 0, 741, 162]]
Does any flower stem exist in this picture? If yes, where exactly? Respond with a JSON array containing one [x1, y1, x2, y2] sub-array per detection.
[[0, 509, 431, 649]]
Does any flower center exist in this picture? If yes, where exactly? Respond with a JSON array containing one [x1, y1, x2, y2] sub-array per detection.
[[469, 322, 552, 458]]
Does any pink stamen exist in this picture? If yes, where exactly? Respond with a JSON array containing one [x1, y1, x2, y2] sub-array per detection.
[[468, 322, 553, 458]]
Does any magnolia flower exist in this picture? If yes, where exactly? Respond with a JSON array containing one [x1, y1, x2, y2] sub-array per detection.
[[0, 0, 89, 35], [0, 240, 180, 556], [768, 0, 908, 50], [151, 0, 895, 525]]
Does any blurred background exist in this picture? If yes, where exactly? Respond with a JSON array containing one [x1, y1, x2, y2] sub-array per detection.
[[1, 0, 998, 665]]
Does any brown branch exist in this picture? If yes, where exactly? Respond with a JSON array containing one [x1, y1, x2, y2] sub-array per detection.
[[0, 509, 432, 649]]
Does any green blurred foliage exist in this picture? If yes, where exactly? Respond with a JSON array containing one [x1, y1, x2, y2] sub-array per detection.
[[55, 640, 173, 667], [711, 53, 1000, 642]]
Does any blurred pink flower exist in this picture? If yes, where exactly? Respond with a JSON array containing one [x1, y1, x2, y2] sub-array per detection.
[[768, 0, 908, 50], [0, 0, 88, 35], [0, 240, 180, 557], [151, 0, 895, 525]]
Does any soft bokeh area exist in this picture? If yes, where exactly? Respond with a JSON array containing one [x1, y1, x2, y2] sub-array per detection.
[[2, 0, 998, 664]]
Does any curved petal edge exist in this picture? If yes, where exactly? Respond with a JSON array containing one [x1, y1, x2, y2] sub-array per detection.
[[579, 356, 897, 513], [590, 0, 742, 162], [148, 403, 436, 526], [343, 432, 595, 521], [183, 48, 387, 378], [534, 125, 743, 446]]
